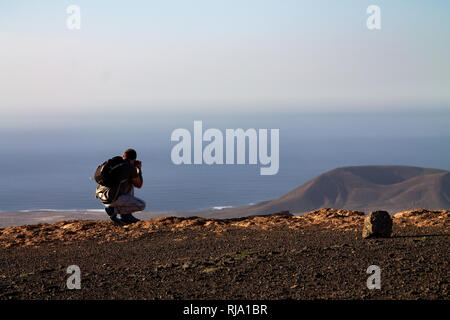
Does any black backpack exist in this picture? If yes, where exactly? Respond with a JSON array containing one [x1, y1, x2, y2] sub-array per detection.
[[94, 156, 126, 187]]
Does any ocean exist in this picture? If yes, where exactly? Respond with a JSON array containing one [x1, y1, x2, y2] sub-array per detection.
[[1, 111, 449, 213]]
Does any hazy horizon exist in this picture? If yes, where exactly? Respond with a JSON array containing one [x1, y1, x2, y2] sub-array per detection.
[[1, 112, 449, 212]]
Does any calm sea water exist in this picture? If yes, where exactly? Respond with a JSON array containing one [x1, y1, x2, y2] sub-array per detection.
[[1, 111, 449, 212]]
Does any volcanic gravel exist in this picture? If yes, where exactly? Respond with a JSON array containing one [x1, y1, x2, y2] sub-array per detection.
[[0, 214, 448, 300]]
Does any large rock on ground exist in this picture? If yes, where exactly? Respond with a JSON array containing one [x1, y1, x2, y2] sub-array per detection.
[[362, 211, 393, 239]]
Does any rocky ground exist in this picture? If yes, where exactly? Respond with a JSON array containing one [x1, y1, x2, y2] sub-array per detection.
[[0, 209, 448, 300]]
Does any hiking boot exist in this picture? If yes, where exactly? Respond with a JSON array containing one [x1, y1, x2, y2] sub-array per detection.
[[105, 206, 115, 217], [120, 214, 141, 224], [109, 215, 126, 225]]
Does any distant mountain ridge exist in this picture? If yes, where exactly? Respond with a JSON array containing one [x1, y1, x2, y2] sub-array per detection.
[[207, 165, 450, 218]]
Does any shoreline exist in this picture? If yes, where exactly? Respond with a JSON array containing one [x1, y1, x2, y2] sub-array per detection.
[[0, 205, 246, 228], [0, 210, 177, 228]]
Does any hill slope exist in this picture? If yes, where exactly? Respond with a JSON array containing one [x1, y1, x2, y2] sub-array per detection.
[[208, 166, 450, 218]]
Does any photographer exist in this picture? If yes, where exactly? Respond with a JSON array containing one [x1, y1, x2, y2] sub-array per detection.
[[95, 148, 145, 224]]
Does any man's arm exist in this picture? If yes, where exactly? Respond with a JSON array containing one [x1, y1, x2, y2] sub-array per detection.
[[132, 164, 143, 189]]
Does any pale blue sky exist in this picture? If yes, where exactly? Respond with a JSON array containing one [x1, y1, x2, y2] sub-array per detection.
[[0, 0, 449, 125]]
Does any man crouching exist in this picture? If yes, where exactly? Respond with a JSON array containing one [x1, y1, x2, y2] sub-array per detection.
[[95, 148, 145, 224]]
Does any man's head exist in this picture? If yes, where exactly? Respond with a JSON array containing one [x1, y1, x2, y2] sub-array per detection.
[[123, 148, 137, 164]]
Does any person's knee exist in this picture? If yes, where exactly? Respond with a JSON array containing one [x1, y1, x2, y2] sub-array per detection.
[[138, 200, 146, 211]]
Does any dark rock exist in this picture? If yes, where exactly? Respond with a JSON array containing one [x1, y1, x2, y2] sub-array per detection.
[[362, 211, 392, 239]]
